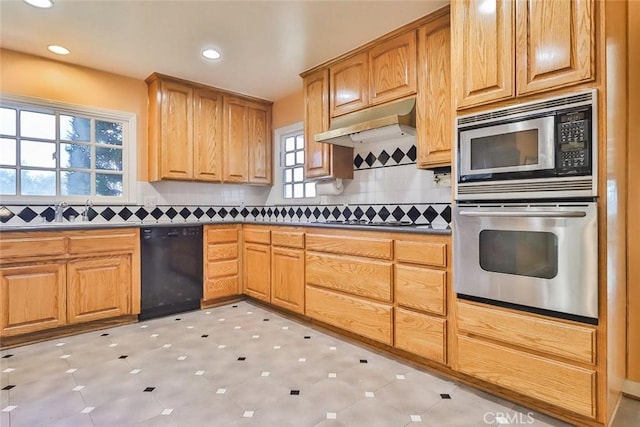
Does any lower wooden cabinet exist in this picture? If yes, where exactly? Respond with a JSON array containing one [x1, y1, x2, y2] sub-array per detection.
[[204, 225, 240, 301], [243, 242, 271, 302], [0, 263, 67, 336], [271, 246, 305, 314], [395, 308, 446, 363], [67, 256, 130, 324]]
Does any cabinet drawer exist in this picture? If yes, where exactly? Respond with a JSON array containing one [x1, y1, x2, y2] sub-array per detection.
[[395, 308, 446, 364], [395, 240, 446, 267], [206, 228, 238, 244], [206, 259, 238, 279], [306, 234, 392, 259], [306, 285, 392, 345], [271, 230, 304, 249], [207, 243, 238, 261], [457, 302, 596, 364], [67, 231, 136, 255], [243, 227, 271, 244], [205, 276, 239, 299], [395, 265, 446, 315], [306, 253, 392, 301], [0, 234, 66, 260], [457, 335, 596, 418]]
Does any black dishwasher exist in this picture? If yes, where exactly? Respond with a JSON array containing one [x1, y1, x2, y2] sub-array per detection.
[[140, 225, 203, 320]]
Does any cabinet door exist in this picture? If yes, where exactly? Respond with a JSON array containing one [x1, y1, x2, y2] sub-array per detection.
[[330, 53, 369, 117], [369, 31, 417, 106], [193, 88, 223, 181], [243, 243, 271, 302], [417, 16, 452, 168], [248, 103, 272, 185], [160, 80, 194, 179], [516, 0, 594, 95], [271, 247, 304, 314], [67, 256, 130, 324], [303, 69, 354, 180], [452, 0, 514, 109], [395, 308, 446, 364], [223, 97, 249, 182], [0, 263, 66, 336]]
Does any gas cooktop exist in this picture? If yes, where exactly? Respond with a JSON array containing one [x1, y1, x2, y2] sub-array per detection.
[[319, 220, 414, 227]]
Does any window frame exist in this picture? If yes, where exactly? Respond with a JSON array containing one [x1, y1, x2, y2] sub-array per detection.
[[0, 93, 137, 204], [279, 125, 316, 200]]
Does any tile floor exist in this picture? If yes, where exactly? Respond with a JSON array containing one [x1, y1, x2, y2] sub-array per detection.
[[0, 301, 636, 427]]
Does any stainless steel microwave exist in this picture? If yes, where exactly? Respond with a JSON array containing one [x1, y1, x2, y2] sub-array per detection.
[[455, 90, 597, 201]]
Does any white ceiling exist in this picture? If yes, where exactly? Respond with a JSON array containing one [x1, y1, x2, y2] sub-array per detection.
[[0, 0, 448, 102]]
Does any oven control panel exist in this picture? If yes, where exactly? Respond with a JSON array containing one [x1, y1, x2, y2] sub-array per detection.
[[557, 109, 591, 172]]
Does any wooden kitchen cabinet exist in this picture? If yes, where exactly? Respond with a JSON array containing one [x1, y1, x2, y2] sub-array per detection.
[[203, 225, 240, 302], [452, 0, 595, 110], [270, 229, 305, 314], [395, 308, 446, 363], [416, 15, 452, 168], [194, 88, 224, 181], [247, 103, 272, 184], [330, 53, 369, 117], [242, 226, 271, 302], [0, 263, 66, 336], [369, 31, 417, 106], [303, 69, 353, 180]]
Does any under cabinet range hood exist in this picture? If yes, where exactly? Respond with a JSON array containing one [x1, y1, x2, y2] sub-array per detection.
[[314, 98, 416, 147]]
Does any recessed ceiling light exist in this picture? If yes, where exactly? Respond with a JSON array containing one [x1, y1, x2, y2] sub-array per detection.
[[202, 48, 221, 60], [24, 0, 53, 8], [48, 45, 69, 55]]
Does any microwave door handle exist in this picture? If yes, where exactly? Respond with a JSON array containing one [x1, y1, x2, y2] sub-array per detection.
[[458, 210, 587, 218]]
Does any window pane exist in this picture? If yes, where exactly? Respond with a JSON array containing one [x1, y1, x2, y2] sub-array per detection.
[[293, 167, 304, 182], [21, 140, 56, 168], [285, 136, 295, 152], [0, 138, 16, 165], [96, 147, 122, 171], [284, 168, 292, 183], [20, 110, 55, 140], [293, 183, 304, 198], [285, 152, 295, 167], [60, 115, 91, 142], [96, 120, 123, 146], [0, 168, 16, 195], [21, 170, 56, 195], [61, 143, 91, 169], [296, 150, 304, 165], [284, 184, 292, 198], [296, 135, 304, 150], [61, 171, 91, 195], [305, 182, 316, 198], [96, 173, 123, 196], [0, 108, 16, 136]]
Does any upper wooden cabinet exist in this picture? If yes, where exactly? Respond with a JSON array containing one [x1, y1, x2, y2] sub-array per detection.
[[452, 0, 595, 110], [147, 73, 272, 185], [303, 69, 354, 181], [330, 53, 369, 117], [416, 14, 452, 168], [369, 31, 417, 106]]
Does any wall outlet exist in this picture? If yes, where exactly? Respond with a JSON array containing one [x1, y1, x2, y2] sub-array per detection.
[[434, 172, 451, 187]]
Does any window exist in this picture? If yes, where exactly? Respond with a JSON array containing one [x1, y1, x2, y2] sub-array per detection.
[[0, 95, 135, 202], [282, 131, 316, 199]]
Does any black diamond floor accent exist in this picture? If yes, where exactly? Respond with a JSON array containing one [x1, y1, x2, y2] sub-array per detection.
[[17, 207, 38, 222], [144, 387, 155, 392], [2, 385, 15, 391], [290, 390, 300, 396], [175, 318, 181, 321], [378, 150, 390, 166], [440, 394, 451, 399], [263, 319, 270, 322], [119, 355, 128, 359], [237, 357, 246, 361], [232, 305, 238, 308], [201, 335, 209, 338], [2, 354, 14, 358], [359, 359, 368, 364], [101, 333, 109, 336], [304, 336, 311, 339]]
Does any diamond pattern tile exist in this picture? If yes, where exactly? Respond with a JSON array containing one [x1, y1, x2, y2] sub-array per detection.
[[17, 207, 38, 222]]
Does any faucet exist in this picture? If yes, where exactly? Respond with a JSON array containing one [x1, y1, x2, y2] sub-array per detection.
[[81, 199, 92, 221], [54, 202, 67, 222]]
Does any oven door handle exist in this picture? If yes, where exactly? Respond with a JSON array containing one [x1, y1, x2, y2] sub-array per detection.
[[458, 210, 587, 218]]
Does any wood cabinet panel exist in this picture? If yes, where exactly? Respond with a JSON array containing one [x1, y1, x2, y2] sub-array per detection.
[[330, 53, 369, 117], [160, 80, 194, 179], [223, 97, 249, 182], [395, 265, 446, 315], [0, 235, 66, 260], [271, 230, 305, 249], [271, 247, 305, 314], [395, 308, 446, 363], [243, 243, 271, 302], [0, 263, 66, 336], [243, 227, 271, 244], [67, 256, 130, 324], [457, 302, 596, 364], [306, 253, 392, 302], [457, 335, 596, 418], [206, 227, 238, 244], [204, 225, 240, 301], [248, 104, 272, 184], [207, 259, 238, 279], [306, 233, 392, 259], [369, 31, 417, 106], [67, 231, 137, 255], [515, 0, 594, 95], [452, 0, 514, 109], [207, 243, 238, 261], [205, 276, 239, 301], [193, 88, 223, 181], [395, 240, 447, 267], [417, 16, 452, 168], [306, 285, 392, 345]]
